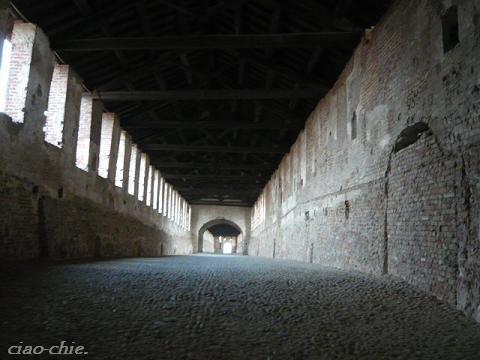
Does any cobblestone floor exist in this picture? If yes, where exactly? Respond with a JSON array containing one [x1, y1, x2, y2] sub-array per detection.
[[1, 255, 480, 359]]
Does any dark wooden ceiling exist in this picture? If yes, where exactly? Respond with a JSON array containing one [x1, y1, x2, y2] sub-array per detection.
[[13, 0, 393, 206]]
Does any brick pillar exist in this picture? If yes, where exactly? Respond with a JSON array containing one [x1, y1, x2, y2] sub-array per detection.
[[62, 68, 82, 164], [134, 150, 142, 199], [88, 99, 103, 173], [107, 114, 120, 183], [128, 144, 138, 196], [5, 21, 55, 136], [122, 134, 132, 191], [143, 156, 150, 203]]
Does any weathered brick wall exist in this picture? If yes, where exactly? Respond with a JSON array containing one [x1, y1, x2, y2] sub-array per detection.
[[0, 170, 39, 259], [4, 21, 36, 124], [0, 19, 193, 262], [44, 64, 68, 147], [250, 0, 480, 321], [41, 196, 189, 260], [387, 131, 458, 305]]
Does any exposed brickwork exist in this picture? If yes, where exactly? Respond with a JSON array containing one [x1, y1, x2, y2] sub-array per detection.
[[250, 0, 480, 321], [97, 113, 114, 179], [0, 19, 193, 262], [0, 171, 39, 259], [75, 94, 93, 171], [41, 196, 183, 260], [44, 64, 68, 147], [114, 130, 126, 188], [128, 144, 137, 195], [387, 132, 457, 305], [4, 21, 35, 124]]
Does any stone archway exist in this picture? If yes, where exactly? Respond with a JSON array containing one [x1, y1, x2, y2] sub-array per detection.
[[198, 219, 242, 254]]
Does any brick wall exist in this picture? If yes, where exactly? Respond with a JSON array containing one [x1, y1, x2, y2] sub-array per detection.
[[98, 113, 114, 178], [44, 64, 68, 147], [387, 131, 457, 305], [250, 0, 480, 321], [0, 171, 39, 259], [4, 21, 35, 124], [114, 130, 126, 188], [75, 94, 93, 171], [0, 20, 193, 262]]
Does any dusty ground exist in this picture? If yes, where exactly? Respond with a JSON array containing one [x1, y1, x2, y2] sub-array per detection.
[[1, 254, 479, 359]]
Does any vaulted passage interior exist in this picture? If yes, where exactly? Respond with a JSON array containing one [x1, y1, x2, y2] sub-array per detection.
[[0, 0, 479, 358]]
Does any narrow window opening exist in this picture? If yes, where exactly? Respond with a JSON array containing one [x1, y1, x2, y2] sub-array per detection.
[[177, 194, 181, 224], [146, 165, 153, 207], [114, 131, 127, 188], [351, 111, 357, 140], [158, 177, 164, 214], [168, 186, 173, 219], [165, 184, 170, 218], [138, 153, 147, 201], [165, 182, 169, 216], [0, 39, 12, 113], [153, 170, 159, 210], [44, 64, 69, 148], [128, 145, 137, 195], [4, 22, 36, 123], [174, 192, 178, 223], [98, 113, 115, 179], [75, 95, 92, 171], [442, 6, 459, 53]]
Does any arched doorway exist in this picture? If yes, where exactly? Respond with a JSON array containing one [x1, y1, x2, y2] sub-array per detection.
[[198, 219, 242, 254]]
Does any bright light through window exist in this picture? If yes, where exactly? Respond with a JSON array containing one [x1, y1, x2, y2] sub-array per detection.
[[0, 39, 12, 112], [223, 242, 233, 254]]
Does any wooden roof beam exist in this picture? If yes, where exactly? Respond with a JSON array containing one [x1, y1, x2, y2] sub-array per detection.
[[93, 88, 323, 101], [143, 144, 287, 153], [123, 120, 301, 130], [53, 32, 362, 51]]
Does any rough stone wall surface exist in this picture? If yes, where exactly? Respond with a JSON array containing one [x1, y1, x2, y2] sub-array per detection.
[[250, 0, 480, 321], [0, 21, 193, 261], [387, 132, 458, 305], [191, 205, 251, 254]]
